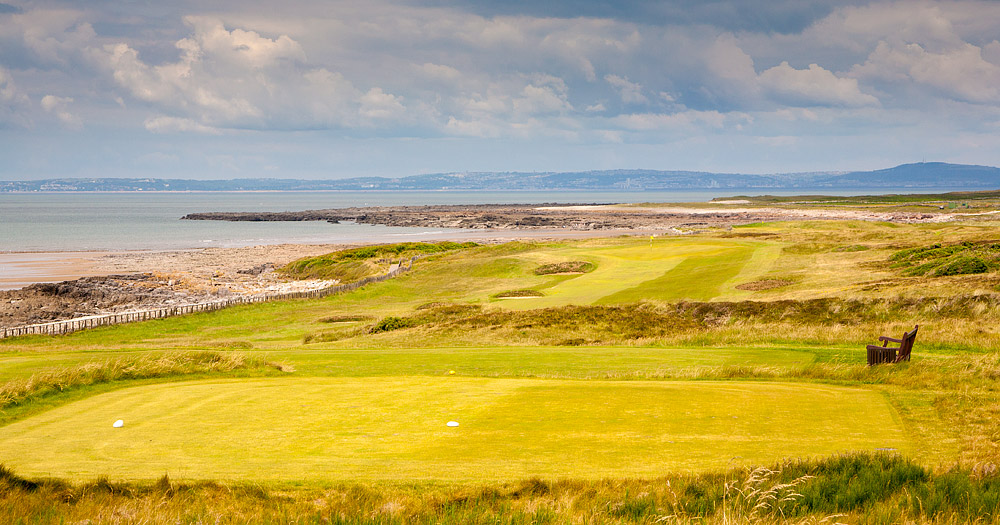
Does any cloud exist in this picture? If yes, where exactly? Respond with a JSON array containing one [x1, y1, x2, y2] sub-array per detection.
[[0, 66, 31, 126], [360, 87, 405, 119], [0, 66, 16, 102], [100, 17, 402, 130], [513, 83, 572, 115], [40, 94, 82, 128], [604, 74, 647, 104], [143, 115, 222, 134], [699, 33, 760, 106], [853, 40, 1000, 104], [611, 110, 737, 131], [759, 61, 879, 107]]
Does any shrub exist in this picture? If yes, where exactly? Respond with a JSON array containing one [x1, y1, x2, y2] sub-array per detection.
[[933, 256, 991, 276], [369, 316, 415, 334]]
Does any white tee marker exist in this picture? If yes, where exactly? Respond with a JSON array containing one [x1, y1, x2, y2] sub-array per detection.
[[112, 419, 124, 428]]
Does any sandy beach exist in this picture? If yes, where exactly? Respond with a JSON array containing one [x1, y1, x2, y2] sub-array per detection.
[[0, 252, 112, 291]]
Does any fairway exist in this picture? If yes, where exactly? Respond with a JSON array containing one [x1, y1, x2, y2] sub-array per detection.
[[498, 239, 765, 309], [0, 377, 909, 482]]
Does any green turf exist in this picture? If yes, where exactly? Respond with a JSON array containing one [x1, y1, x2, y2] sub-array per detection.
[[0, 377, 909, 482], [596, 244, 755, 303]]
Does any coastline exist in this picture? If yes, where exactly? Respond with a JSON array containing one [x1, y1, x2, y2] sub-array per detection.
[[0, 228, 650, 291]]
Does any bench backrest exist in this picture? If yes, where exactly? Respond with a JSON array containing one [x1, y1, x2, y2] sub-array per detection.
[[896, 325, 918, 362]]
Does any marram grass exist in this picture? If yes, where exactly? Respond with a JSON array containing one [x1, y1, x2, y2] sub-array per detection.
[[2, 453, 1000, 524]]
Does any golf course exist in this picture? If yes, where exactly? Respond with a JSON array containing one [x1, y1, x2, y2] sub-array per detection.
[[3, 217, 1000, 522]]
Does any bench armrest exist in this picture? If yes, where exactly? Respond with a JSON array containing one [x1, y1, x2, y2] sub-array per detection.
[[878, 336, 903, 343]]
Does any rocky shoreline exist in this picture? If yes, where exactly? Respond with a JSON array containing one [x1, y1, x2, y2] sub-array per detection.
[[0, 244, 345, 329], [182, 203, 944, 231]]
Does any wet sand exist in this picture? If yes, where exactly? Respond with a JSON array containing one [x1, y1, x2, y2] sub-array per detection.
[[0, 252, 112, 291]]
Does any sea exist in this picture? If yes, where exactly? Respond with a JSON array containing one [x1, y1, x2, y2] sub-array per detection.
[[0, 189, 946, 253]]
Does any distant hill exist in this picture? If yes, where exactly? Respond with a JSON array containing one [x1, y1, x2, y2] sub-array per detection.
[[2, 162, 999, 192], [815, 163, 1000, 188]]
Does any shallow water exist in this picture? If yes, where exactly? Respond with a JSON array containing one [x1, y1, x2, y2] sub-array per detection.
[[0, 188, 951, 252], [0, 190, 723, 252]]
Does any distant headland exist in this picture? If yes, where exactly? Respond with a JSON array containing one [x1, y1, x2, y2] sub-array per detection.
[[2, 162, 1000, 192]]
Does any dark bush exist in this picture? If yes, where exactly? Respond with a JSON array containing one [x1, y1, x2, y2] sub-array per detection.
[[369, 316, 415, 334]]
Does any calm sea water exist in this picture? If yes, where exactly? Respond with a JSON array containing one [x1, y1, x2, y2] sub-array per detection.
[[0, 189, 942, 253]]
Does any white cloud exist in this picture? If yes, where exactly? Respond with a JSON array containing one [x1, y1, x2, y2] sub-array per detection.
[[702, 33, 760, 101], [444, 116, 499, 137], [360, 87, 405, 119], [8, 9, 97, 65], [143, 116, 222, 134], [419, 62, 462, 82], [759, 62, 879, 107], [40, 94, 81, 128], [513, 83, 572, 115], [604, 74, 648, 104], [100, 17, 401, 130], [853, 40, 1000, 104]]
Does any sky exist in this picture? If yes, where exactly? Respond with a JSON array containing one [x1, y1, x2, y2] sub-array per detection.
[[3, 0, 1000, 180]]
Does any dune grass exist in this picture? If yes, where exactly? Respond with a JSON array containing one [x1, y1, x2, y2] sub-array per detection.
[[3, 453, 1000, 524]]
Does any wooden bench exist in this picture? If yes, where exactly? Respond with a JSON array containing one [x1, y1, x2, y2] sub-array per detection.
[[866, 325, 918, 366]]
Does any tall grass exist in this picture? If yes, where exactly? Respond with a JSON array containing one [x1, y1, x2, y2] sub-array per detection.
[[359, 295, 1000, 350], [3, 453, 998, 524]]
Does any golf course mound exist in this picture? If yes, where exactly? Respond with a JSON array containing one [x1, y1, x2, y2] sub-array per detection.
[[0, 377, 908, 482]]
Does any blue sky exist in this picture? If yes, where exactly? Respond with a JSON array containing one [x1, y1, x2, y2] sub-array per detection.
[[2, 0, 1000, 179]]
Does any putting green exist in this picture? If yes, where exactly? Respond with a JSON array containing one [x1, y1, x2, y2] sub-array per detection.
[[0, 377, 909, 482]]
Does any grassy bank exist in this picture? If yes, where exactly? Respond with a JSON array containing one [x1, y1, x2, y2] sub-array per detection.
[[3, 453, 999, 524]]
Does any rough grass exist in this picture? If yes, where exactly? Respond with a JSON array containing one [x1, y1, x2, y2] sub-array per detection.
[[357, 294, 1000, 347], [494, 289, 545, 298], [3, 453, 999, 524], [280, 242, 478, 282], [735, 279, 794, 291], [533, 261, 595, 274], [890, 241, 1000, 277]]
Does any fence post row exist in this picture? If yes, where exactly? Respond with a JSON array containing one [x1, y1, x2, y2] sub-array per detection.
[[0, 257, 421, 340]]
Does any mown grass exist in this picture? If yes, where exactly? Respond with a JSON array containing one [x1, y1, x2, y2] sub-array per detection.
[[0, 377, 910, 482], [3, 453, 1000, 524], [0, 352, 284, 426]]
